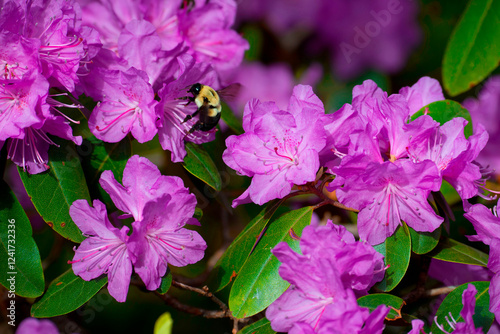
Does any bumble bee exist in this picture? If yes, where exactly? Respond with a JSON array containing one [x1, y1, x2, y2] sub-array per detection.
[[182, 83, 241, 133]]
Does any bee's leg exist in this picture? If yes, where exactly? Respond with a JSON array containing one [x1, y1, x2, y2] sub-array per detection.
[[188, 121, 203, 133], [182, 108, 200, 123], [177, 96, 195, 106]]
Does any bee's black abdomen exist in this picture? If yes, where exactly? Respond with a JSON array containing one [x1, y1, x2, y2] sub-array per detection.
[[199, 113, 221, 131]]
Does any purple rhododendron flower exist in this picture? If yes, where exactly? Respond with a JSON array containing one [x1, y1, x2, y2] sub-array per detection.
[[0, 74, 48, 142], [116, 19, 187, 90], [0, 30, 41, 81], [5, 112, 83, 174], [0, 0, 90, 173], [439, 284, 483, 334], [176, 1, 249, 72], [0, 73, 83, 173], [69, 155, 206, 301], [451, 284, 484, 334], [2, 0, 90, 92], [464, 201, 500, 247], [407, 117, 489, 200], [17, 317, 59, 334], [323, 78, 489, 244], [88, 67, 158, 143], [69, 199, 133, 303], [75, 0, 249, 159], [335, 154, 443, 245], [266, 221, 385, 332], [128, 193, 206, 290], [408, 319, 425, 334], [155, 61, 219, 162], [99, 155, 185, 221], [463, 76, 500, 175], [400, 76, 445, 115], [79, 0, 248, 72], [289, 290, 389, 334], [322, 79, 439, 169], [223, 85, 327, 207]]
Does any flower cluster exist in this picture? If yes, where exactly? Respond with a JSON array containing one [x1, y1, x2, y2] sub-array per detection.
[[224, 77, 489, 245], [1, 0, 249, 172], [0, 0, 89, 173], [77, 0, 248, 162], [68, 155, 206, 302], [223, 85, 328, 206], [266, 221, 388, 333], [324, 77, 488, 244], [236, 0, 421, 80]]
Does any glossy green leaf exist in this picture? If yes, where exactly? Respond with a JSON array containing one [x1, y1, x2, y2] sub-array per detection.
[[221, 102, 243, 135], [412, 100, 473, 138], [357, 293, 405, 321], [154, 312, 173, 334], [80, 136, 131, 208], [237, 318, 275, 334], [440, 181, 461, 206], [182, 143, 222, 191], [31, 269, 107, 317], [209, 200, 284, 292], [442, 0, 500, 96], [409, 226, 441, 255], [428, 238, 488, 266], [19, 141, 89, 243], [0, 180, 45, 298], [374, 223, 411, 292], [431, 281, 493, 333], [229, 207, 314, 318], [157, 273, 173, 295]]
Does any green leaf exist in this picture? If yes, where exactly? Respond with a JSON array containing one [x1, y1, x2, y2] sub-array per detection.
[[157, 273, 172, 295], [182, 142, 222, 191], [440, 181, 462, 206], [237, 318, 275, 334], [31, 269, 107, 317], [431, 281, 494, 333], [442, 0, 500, 96], [0, 180, 45, 298], [221, 102, 243, 135], [427, 237, 488, 266], [374, 223, 411, 292], [209, 200, 284, 292], [409, 226, 441, 255], [357, 293, 405, 321], [19, 141, 91, 243], [80, 136, 131, 208], [154, 312, 173, 334], [412, 100, 473, 138], [229, 206, 314, 318]]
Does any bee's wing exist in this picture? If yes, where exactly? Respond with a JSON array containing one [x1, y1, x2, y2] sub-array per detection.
[[217, 83, 242, 102]]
